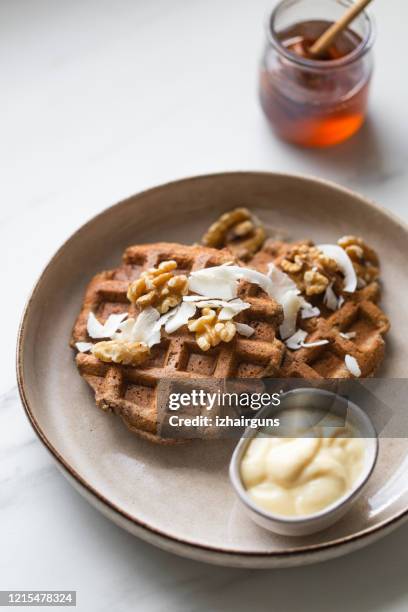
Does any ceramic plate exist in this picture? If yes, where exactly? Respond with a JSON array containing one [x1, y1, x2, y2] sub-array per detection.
[[17, 172, 408, 568]]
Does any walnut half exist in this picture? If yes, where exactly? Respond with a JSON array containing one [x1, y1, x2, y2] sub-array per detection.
[[279, 243, 339, 296], [303, 269, 330, 295], [188, 307, 236, 351], [201, 207, 266, 260], [127, 260, 188, 314], [338, 235, 379, 284], [92, 340, 150, 366]]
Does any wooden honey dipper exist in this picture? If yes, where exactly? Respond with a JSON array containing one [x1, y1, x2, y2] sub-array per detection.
[[309, 0, 374, 58]]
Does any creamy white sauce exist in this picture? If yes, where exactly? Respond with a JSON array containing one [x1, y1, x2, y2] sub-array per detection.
[[240, 427, 365, 517]]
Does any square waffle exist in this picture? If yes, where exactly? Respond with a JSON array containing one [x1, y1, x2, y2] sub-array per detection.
[[71, 243, 286, 443], [249, 240, 390, 379]]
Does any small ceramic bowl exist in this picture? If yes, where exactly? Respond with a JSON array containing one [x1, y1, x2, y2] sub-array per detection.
[[229, 389, 378, 537]]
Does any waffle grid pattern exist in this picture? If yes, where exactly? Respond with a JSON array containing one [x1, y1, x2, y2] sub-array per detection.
[[249, 241, 390, 380], [72, 243, 286, 442]]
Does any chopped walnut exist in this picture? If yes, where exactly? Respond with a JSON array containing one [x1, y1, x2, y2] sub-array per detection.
[[338, 235, 380, 284], [127, 260, 188, 314], [188, 307, 236, 351], [304, 269, 329, 295], [201, 207, 266, 260], [281, 255, 304, 274], [92, 340, 150, 366], [279, 243, 339, 296]]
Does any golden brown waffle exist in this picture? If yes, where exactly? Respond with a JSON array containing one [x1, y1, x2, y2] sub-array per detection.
[[71, 242, 286, 444], [249, 240, 390, 379]]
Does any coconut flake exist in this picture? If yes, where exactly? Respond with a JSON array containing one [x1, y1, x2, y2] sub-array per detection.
[[265, 264, 308, 340], [345, 354, 361, 377], [301, 339, 329, 348], [285, 329, 308, 350], [190, 299, 228, 308], [155, 308, 180, 329], [164, 302, 196, 334], [301, 305, 321, 319], [87, 312, 128, 339], [318, 244, 357, 293], [323, 285, 345, 311], [219, 299, 251, 320], [266, 263, 298, 295], [218, 306, 242, 321], [87, 312, 106, 338], [130, 308, 160, 345], [106, 301, 198, 350], [183, 295, 216, 302], [279, 292, 304, 340], [189, 263, 310, 341], [324, 284, 339, 311], [183, 295, 251, 322], [112, 307, 161, 348], [185, 296, 247, 310], [75, 342, 93, 353], [102, 313, 129, 337], [146, 325, 162, 348], [235, 323, 255, 337], [228, 266, 276, 295], [188, 265, 239, 300], [285, 329, 329, 350], [112, 318, 135, 341], [188, 264, 279, 301], [340, 331, 357, 340]]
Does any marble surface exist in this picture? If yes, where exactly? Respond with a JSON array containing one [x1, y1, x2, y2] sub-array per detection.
[[1, 0, 408, 610]]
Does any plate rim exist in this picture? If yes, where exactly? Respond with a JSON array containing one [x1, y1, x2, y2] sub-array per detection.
[[16, 170, 408, 564]]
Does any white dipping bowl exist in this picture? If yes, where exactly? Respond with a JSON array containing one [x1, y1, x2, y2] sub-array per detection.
[[229, 389, 378, 537]]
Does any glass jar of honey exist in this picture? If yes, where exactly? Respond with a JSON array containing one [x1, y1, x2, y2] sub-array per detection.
[[259, 0, 375, 147]]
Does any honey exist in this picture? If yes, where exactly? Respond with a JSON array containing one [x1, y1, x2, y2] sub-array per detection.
[[260, 2, 374, 148]]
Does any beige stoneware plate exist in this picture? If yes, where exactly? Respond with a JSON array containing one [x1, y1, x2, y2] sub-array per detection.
[[17, 172, 408, 568]]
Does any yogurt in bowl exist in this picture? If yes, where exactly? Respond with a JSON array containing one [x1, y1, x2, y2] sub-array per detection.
[[229, 389, 378, 536]]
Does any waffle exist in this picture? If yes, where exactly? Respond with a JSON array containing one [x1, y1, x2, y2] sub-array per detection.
[[249, 240, 390, 379], [71, 242, 286, 443]]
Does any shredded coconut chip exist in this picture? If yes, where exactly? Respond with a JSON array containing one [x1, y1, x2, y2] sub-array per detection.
[[188, 265, 239, 300], [301, 305, 321, 319], [266, 264, 310, 340], [75, 342, 93, 353], [285, 329, 308, 350], [87, 312, 128, 339], [188, 264, 279, 300], [340, 331, 357, 340], [280, 292, 305, 340], [318, 244, 357, 293], [323, 284, 339, 311], [188, 264, 277, 300], [285, 329, 329, 350], [219, 299, 251, 320], [183, 295, 219, 302], [113, 318, 135, 341], [301, 339, 329, 348], [112, 307, 161, 348], [235, 322, 255, 337], [163, 302, 197, 334], [266, 262, 299, 294], [345, 354, 361, 377], [183, 297, 250, 321], [188, 263, 314, 340]]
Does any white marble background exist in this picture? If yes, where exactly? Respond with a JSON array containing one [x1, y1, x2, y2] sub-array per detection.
[[1, 0, 408, 610]]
